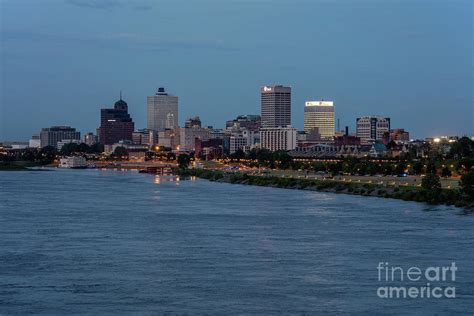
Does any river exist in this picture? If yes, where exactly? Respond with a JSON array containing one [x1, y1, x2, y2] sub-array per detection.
[[0, 169, 473, 314]]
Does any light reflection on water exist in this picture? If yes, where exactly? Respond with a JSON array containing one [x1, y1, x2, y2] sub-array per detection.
[[0, 169, 472, 314]]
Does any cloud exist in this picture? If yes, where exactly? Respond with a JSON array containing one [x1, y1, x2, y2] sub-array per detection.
[[65, 0, 122, 10], [65, 0, 153, 11], [132, 4, 153, 11], [1, 30, 235, 53]]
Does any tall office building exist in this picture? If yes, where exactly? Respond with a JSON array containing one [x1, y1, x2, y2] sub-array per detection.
[[39, 126, 81, 148], [356, 116, 391, 144], [98, 97, 135, 145], [147, 87, 178, 131], [304, 101, 335, 138], [260, 85, 291, 128]]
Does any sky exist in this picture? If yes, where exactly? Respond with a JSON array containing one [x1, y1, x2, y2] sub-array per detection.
[[0, 0, 472, 141]]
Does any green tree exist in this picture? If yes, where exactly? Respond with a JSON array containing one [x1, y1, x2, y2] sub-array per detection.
[[460, 171, 474, 200], [422, 173, 441, 191], [426, 161, 437, 174], [60, 143, 79, 156], [112, 146, 128, 159], [88, 143, 104, 154], [232, 149, 246, 161], [441, 167, 452, 178], [77, 143, 91, 153], [177, 154, 191, 169], [272, 151, 293, 169], [448, 137, 474, 159], [40, 146, 58, 162], [395, 163, 406, 175], [412, 161, 423, 175], [366, 163, 380, 176]]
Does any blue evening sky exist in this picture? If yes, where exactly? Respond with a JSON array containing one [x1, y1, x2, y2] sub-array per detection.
[[1, 0, 472, 140]]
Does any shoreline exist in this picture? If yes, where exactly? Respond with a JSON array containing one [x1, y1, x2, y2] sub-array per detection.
[[178, 168, 474, 210]]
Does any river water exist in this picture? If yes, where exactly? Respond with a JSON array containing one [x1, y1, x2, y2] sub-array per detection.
[[0, 169, 473, 314]]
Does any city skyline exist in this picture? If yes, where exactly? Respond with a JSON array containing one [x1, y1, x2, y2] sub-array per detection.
[[1, 0, 472, 140]]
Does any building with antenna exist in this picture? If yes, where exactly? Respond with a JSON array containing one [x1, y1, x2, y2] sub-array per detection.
[[97, 94, 135, 145], [147, 87, 179, 132]]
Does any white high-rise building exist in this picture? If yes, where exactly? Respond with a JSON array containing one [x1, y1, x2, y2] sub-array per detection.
[[356, 116, 391, 144], [147, 87, 178, 132], [261, 85, 291, 128], [304, 101, 335, 139], [260, 127, 297, 151]]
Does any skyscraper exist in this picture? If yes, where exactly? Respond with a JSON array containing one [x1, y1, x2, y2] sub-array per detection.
[[260, 85, 291, 128], [304, 101, 335, 138], [356, 116, 391, 144], [97, 97, 134, 145], [147, 87, 178, 132]]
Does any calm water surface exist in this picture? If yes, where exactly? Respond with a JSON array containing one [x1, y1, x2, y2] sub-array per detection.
[[0, 169, 473, 314]]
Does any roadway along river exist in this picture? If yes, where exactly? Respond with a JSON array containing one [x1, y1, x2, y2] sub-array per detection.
[[0, 169, 473, 314]]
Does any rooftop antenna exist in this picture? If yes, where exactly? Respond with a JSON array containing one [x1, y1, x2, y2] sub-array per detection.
[[120, 90, 123, 100]]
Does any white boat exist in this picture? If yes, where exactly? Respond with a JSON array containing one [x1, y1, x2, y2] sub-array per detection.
[[59, 156, 87, 169]]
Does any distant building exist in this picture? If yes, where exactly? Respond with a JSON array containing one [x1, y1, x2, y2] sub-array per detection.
[[83, 132, 98, 146], [132, 129, 157, 146], [356, 116, 390, 144], [261, 85, 291, 128], [29, 134, 41, 148], [390, 128, 410, 143], [98, 97, 134, 145], [195, 138, 223, 159], [40, 126, 81, 148], [184, 116, 202, 128], [147, 87, 178, 131], [179, 125, 211, 151], [304, 101, 335, 139], [158, 129, 180, 149], [226, 115, 261, 132], [230, 135, 248, 154], [260, 127, 297, 151], [57, 139, 81, 151]]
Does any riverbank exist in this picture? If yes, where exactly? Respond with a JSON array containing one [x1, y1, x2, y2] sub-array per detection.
[[0, 161, 49, 171], [178, 168, 473, 209]]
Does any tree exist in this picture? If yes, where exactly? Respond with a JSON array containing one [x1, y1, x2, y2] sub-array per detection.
[[441, 167, 452, 178], [89, 143, 104, 154], [426, 161, 437, 174], [77, 143, 91, 153], [395, 163, 406, 175], [460, 171, 474, 200], [412, 161, 423, 175], [177, 154, 191, 169], [448, 137, 474, 159], [366, 163, 380, 176], [421, 173, 441, 193], [40, 146, 58, 162], [232, 149, 246, 161], [272, 151, 293, 169], [60, 143, 79, 156], [112, 146, 128, 159]]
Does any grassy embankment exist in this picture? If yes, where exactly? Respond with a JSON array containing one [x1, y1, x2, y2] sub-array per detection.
[[0, 161, 48, 171], [178, 168, 472, 209]]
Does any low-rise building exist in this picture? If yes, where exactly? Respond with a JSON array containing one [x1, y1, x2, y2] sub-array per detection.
[[260, 126, 297, 151], [57, 139, 81, 151], [179, 126, 211, 151], [40, 126, 81, 148]]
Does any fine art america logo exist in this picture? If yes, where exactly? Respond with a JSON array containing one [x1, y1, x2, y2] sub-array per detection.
[[377, 262, 457, 299]]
